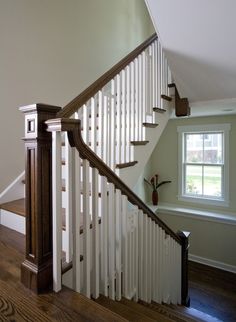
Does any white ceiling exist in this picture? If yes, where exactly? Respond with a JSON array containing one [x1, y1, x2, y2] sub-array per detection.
[[145, 0, 236, 117]]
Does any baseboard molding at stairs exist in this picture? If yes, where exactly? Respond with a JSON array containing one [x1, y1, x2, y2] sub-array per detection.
[[0, 209, 25, 234], [189, 254, 236, 274]]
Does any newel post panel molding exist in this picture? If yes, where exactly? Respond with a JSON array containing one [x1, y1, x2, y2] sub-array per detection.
[[19, 103, 61, 293], [177, 230, 191, 307]]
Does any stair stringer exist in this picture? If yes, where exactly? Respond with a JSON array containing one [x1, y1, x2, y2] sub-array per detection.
[[119, 106, 172, 189]]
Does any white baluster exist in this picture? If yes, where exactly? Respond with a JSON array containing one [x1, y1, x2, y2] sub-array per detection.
[[73, 151, 81, 292], [110, 79, 116, 170], [126, 66, 131, 161], [100, 176, 108, 296], [64, 133, 73, 262], [134, 209, 139, 301], [82, 159, 91, 298], [92, 167, 99, 298], [91, 97, 96, 153], [130, 61, 135, 144], [122, 194, 128, 297], [147, 217, 152, 303], [102, 96, 108, 164], [98, 90, 104, 160], [138, 211, 144, 300], [115, 189, 122, 300], [121, 69, 126, 163], [52, 131, 62, 292], [116, 74, 121, 165], [108, 183, 115, 299], [138, 54, 143, 141]]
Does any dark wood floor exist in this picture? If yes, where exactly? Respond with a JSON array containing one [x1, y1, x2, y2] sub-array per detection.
[[0, 225, 126, 322], [1, 224, 236, 321], [189, 261, 236, 322]]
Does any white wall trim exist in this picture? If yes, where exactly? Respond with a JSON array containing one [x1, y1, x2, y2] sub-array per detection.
[[156, 203, 236, 226], [189, 254, 236, 274], [0, 171, 25, 204]]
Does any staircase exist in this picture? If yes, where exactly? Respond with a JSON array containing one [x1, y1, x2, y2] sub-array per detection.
[[0, 33, 207, 320]]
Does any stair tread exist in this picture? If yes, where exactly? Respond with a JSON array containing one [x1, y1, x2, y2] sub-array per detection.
[[96, 295, 156, 322], [120, 298, 174, 322], [130, 140, 149, 146], [161, 94, 172, 101], [153, 107, 167, 113], [0, 198, 25, 217], [143, 122, 159, 128], [116, 161, 138, 169]]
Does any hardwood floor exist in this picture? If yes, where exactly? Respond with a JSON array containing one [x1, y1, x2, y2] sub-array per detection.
[[0, 225, 126, 322], [189, 261, 236, 322], [1, 224, 236, 321]]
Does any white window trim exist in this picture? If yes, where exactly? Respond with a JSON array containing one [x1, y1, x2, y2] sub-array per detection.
[[177, 124, 230, 207]]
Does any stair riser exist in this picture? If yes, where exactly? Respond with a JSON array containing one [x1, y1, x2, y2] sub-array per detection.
[[0, 209, 25, 234]]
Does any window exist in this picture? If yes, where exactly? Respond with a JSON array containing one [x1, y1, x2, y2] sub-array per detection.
[[177, 124, 230, 206]]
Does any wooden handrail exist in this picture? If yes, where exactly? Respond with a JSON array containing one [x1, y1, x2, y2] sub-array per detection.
[[57, 33, 157, 118], [46, 117, 182, 245]]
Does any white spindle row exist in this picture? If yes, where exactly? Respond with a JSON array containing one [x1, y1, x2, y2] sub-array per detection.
[[51, 36, 182, 306], [66, 39, 172, 173]]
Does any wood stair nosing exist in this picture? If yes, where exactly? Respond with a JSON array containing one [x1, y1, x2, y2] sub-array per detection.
[[115, 161, 138, 169], [153, 107, 166, 113], [130, 140, 149, 146], [142, 122, 158, 128], [161, 94, 172, 102]]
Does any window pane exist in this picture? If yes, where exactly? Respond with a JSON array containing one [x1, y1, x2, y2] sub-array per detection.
[[186, 134, 203, 163], [203, 166, 222, 197], [203, 133, 223, 164], [185, 165, 202, 195]]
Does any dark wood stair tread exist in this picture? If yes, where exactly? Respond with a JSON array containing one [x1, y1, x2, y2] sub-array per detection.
[[116, 161, 138, 169], [143, 122, 159, 128], [153, 107, 166, 113], [0, 199, 25, 217], [96, 295, 155, 322], [130, 141, 149, 146], [161, 94, 172, 101]]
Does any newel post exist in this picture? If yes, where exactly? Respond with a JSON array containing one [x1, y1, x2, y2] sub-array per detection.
[[177, 230, 191, 307], [19, 103, 61, 293]]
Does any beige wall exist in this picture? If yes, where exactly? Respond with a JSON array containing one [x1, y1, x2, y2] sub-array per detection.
[[148, 115, 236, 213], [158, 212, 236, 267], [0, 0, 154, 192]]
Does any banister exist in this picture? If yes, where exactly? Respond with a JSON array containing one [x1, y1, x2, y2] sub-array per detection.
[[57, 33, 157, 118], [46, 117, 182, 245]]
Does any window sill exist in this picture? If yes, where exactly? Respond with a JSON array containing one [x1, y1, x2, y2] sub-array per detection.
[[148, 202, 236, 226], [178, 195, 229, 207]]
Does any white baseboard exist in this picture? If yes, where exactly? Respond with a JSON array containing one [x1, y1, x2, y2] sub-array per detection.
[[189, 253, 236, 274], [0, 209, 25, 234]]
